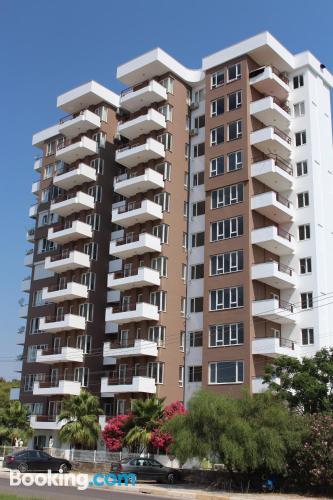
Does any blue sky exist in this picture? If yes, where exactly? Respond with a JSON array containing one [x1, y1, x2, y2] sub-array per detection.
[[0, 0, 332, 379]]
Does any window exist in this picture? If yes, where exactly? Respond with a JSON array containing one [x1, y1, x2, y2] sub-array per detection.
[[189, 331, 203, 347], [209, 322, 244, 347], [180, 331, 185, 351], [211, 97, 224, 117], [79, 303, 94, 321], [178, 366, 184, 387], [84, 242, 98, 260], [88, 185, 102, 202], [209, 360, 244, 384], [185, 143, 189, 159], [193, 142, 205, 157], [86, 213, 101, 231], [190, 297, 203, 313], [211, 183, 244, 209], [180, 297, 186, 316], [154, 192, 170, 212], [158, 104, 173, 121], [90, 158, 104, 175], [92, 132, 106, 148], [300, 257, 312, 274], [148, 326, 165, 347], [228, 63, 241, 82], [296, 161, 308, 176], [116, 400, 126, 415], [81, 272, 96, 291], [182, 232, 188, 249], [297, 192, 309, 208], [181, 263, 187, 281], [211, 216, 244, 241], [293, 74, 304, 89], [228, 120, 242, 140], [32, 290, 44, 307], [194, 115, 205, 129], [210, 156, 224, 177], [188, 366, 202, 383], [24, 374, 45, 392], [27, 344, 47, 362], [76, 335, 92, 354], [156, 162, 171, 181], [74, 367, 89, 387], [193, 171, 204, 186], [159, 76, 174, 94], [211, 70, 225, 89], [301, 292, 313, 310], [150, 291, 167, 312], [183, 201, 188, 218], [295, 130, 306, 146], [95, 105, 108, 122], [55, 161, 65, 175], [151, 256, 168, 277], [211, 126, 224, 146], [191, 264, 204, 279], [157, 132, 173, 151], [302, 328, 314, 345], [184, 172, 189, 189], [38, 238, 55, 254], [210, 250, 244, 275], [192, 201, 205, 217], [210, 286, 244, 311], [46, 141, 56, 156], [147, 362, 164, 384], [192, 232, 205, 247], [299, 224, 310, 240], [41, 189, 50, 203], [193, 88, 205, 103], [228, 150, 243, 171], [294, 101, 305, 117], [43, 164, 53, 179], [29, 318, 40, 334], [153, 224, 169, 244], [228, 91, 242, 111]]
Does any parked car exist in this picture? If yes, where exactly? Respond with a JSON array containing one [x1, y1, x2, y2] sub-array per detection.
[[110, 456, 178, 484], [4, 450, 72, 473]]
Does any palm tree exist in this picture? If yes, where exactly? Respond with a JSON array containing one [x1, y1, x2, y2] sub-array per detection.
[[0, 401, 31, 445], [58, 390, 103, 449], [124, 397, 164, 454]]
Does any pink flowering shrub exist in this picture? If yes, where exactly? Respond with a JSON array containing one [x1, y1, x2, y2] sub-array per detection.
[[102, 414, 129, 451]]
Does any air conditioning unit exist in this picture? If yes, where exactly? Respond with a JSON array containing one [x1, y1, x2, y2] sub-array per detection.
[[189, 128, 199, 137], [190, 101, 199, 110]]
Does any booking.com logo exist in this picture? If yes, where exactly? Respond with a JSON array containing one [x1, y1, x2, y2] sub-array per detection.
[[10, 470, 137, 490]]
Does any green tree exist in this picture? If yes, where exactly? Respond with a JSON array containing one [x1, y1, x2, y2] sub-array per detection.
[[263, 348, 333, 414], [0, 401, 31, 445], [123, 397, 164, 453], [58, 390, 103, 449], [165, 390, 304, 473]]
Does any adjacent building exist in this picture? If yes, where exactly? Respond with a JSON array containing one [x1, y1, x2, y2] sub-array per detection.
[[18, 32, 333, 448]]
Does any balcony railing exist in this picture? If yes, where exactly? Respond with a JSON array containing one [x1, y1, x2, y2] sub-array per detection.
[[275, 192, 291, 208], [113, 232, 152, 247], [120, 79, 154, 97], [249, 66, 289, 85], [107, 365, 154, 385], [116, 142, 141, 153], [46, 279, 82, 292], [43, 314, 66, 323], [112, 302, 151, 313], [272, 96, 290, 114], [252, 152, 292, 176], [34, 415, 58, 423], [278, 299, 294, 312], [276, 226, 293, 241], [255, 123, 291, 144], [255, 258, 294, 276], [25, 248, 34, 256], [50, 249, 71, 262], [116, 201, 143, 214]]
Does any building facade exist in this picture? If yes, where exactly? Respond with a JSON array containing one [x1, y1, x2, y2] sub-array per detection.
[[18, 32, 333, 447]]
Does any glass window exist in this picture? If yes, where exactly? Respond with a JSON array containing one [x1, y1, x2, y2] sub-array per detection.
[[209, 360, 244, 384], [209, 323, 244, 347]]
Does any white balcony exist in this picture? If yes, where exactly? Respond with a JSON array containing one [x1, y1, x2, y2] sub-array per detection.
[[57, 80, 120, 114], [53, 163, 97, 190], [251, 157, 293, 192], [112, 200, 162, 228], [48, 221, 92, 244], [252, 337, 298, 358], [101, 375, 156, 397], [114, 168, 164, 198], [26, 228, 35, 242], [120, 80, 167, 113], [252, 298, 296, 324], [30, 415, 65, 431], [115, 138, 165, 168], [251, 226, 294, 255], [109, 233, 161, 259], [29, 204, 38, 219], [108, 267, 160, 290], [42, 282, 88, 303], [252, 261, 296, 289], [45, 250, 90, 273], [36, 347, 84, 364], [33, 380, 81, 396], [50, 192, 95, 217], [21, 277, 31, 292], [118, 109, 166, 140], [103, 339, 158, 359], [250, 96, 290, 132], [251, 191, 293, 223], [105, 303, 159, 325], [58, 110, 101, 139], [56, 136, 98, 163], [249, 66, 289, 100], [34, 157, 43, 172], [40, 314, 86, 333], [31, 181, 40, 195], [24, 252, 34, 267], [250, 127, 291, 159], [19, 305, 28, 318]]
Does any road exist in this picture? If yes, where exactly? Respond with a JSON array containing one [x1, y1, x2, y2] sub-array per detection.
[[0, 476, 169, 500]]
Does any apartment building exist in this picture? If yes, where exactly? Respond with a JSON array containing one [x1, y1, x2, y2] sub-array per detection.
[[18, 32, 333, 448]]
